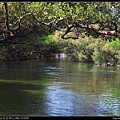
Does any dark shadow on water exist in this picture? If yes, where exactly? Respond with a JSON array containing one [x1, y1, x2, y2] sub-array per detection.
[[0, 58, 120, 116], [0, 79, 48, 116]]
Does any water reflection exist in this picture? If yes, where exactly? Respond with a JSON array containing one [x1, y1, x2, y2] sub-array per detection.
[[0, 60, 53, 116], [44, 59, 120, 116], [46, 86, 120, 116], [0, 59, 120, 116], [45, 85, 120, 116]]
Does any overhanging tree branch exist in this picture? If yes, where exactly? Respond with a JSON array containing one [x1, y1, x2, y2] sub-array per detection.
[[2, 2, 33, 39], [61, 23, 120, 39], [12, 13, 32, 31]]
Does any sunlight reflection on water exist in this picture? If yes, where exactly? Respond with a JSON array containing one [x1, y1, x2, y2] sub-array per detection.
[[0, 59, 120, 116], [45, 84, 120, 116]]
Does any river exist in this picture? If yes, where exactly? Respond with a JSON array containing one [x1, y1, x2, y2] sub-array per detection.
[[0, 57, 120, 116]]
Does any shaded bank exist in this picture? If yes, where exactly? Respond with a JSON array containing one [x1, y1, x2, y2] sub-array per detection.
[[52, 30, 120, 66], [0, 29, 120, 67]]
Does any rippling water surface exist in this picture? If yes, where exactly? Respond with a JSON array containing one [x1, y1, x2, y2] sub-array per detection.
[[0, 58, 120, 116]]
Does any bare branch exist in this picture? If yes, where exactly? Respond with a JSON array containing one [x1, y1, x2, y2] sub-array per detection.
[[12, 13, 32, 31]]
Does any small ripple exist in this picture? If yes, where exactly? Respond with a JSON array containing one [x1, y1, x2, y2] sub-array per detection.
[[44, 66, 62, 76]]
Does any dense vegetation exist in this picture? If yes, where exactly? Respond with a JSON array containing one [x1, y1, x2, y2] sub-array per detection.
[[53, 31, 120, 66], [0, 2, 120, 66]]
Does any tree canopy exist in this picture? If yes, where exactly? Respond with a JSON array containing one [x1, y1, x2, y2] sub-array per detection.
[[1, 2, 120, 42], [0, 2, 120, 64]]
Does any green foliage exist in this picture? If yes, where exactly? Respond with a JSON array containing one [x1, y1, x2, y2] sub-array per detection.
[[0, 2, 118, 29], [53, 30, 120, 66], [1, 2, 120, 63], [36, 34, 53, 45], [53, 30, 94, 62], [108, 38, 120, 64], [109, 38, 120, 51], [44, 34, 53, 44], [92, 40, 111, 65]]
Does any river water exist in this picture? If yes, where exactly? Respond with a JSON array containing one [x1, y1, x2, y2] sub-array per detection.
[[0, 58, 120, 116]]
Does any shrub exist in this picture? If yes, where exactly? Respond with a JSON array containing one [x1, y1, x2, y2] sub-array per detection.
[[36, 34, 53, 45], [52, 30, 120, 66]]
